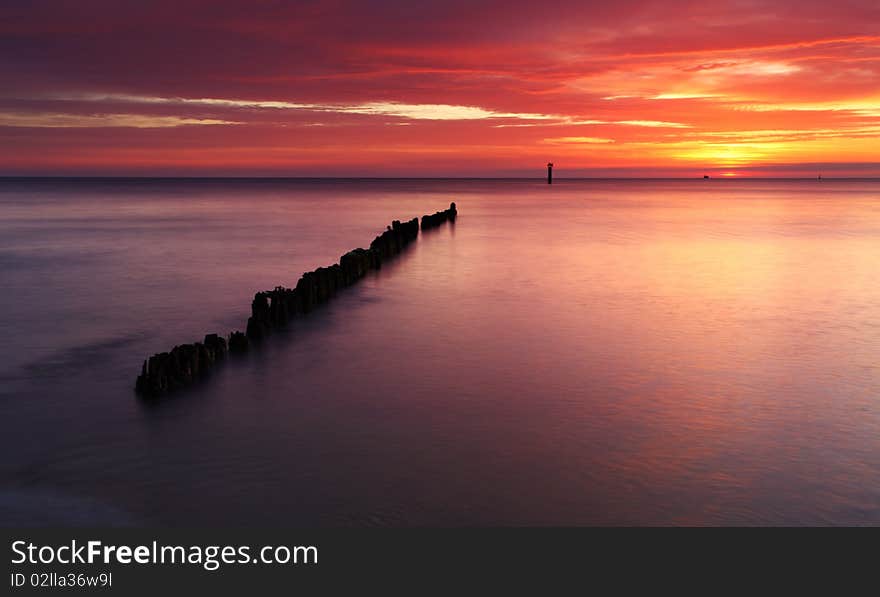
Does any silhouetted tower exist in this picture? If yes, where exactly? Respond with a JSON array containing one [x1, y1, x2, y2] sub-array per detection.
[[547, 162, 553, 184]]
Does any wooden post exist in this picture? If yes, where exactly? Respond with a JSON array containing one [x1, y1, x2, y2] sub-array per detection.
[[547, 162, 553, 184]]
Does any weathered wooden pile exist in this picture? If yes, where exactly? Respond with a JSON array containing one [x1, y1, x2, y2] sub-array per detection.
[[135, 203, 456, 397], [420, 202, 457, 230]]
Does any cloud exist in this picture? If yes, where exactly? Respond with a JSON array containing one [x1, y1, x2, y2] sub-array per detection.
[[68, 93, 560, 122], [733, 99, 880, 116], [543, 136, 615, 144], [7, 93, 697, 133], [2, 1, 879, 174], [651, 93, 721, 100], [614, 120, 692, 128], [688, 126, 880, 143], [329, 102, 558, 121], [0, 112, 238, 128]]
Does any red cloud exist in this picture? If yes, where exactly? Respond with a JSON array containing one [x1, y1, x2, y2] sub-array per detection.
[[1, 1, 879, 175]]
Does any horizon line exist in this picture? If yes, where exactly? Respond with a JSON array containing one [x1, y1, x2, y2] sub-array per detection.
[[3, 175, 880, 181]]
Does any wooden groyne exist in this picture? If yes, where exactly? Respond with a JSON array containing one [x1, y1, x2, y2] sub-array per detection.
[[420, 202, 457, 230], [135, 202, 457, 397]]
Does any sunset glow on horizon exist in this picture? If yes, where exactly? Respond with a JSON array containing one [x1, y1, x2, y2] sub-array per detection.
[[2, 1, 879, 177]]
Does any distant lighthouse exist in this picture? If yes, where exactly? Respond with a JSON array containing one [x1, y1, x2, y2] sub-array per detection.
[[547, 162, 554, 184]]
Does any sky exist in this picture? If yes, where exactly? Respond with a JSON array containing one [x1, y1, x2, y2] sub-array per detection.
[[2, 0, 879, 177]]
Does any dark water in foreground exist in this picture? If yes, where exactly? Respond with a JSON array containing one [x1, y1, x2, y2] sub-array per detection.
[[1, 178, 879, 526]]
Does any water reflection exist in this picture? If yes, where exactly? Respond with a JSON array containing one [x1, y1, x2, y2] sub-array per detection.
[[1, 179, 879, 525]]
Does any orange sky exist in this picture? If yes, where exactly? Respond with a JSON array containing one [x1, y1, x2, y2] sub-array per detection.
[[1, 1, 879, 176]]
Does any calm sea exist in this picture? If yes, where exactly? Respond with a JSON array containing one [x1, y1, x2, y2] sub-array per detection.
[[1, 178, 879, 525]]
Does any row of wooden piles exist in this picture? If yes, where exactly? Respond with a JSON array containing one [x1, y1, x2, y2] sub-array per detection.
[[135, 202, 456, 396]]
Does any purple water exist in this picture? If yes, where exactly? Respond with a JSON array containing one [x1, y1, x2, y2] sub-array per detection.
[[2, 178, 879, 525]]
